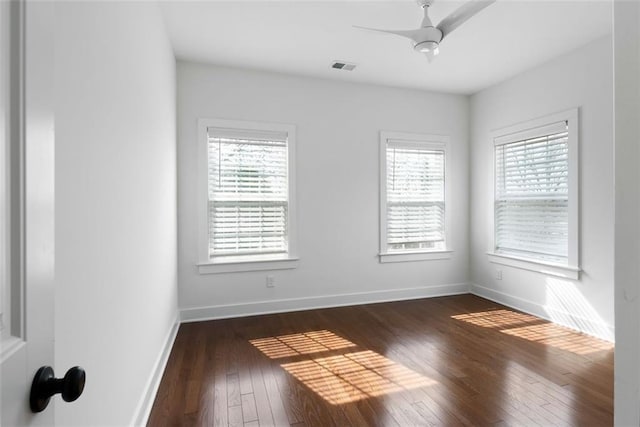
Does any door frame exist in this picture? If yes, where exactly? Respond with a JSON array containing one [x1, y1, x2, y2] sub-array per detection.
[[1, 0, 55, 424]]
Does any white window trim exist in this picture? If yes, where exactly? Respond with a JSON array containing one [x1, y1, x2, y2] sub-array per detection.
[[379, 131, 452, 263], [487, 252, 580, 280], [488, 108, 580, 278], [197, 255, 299, 274], [197, 118, 298, 274]]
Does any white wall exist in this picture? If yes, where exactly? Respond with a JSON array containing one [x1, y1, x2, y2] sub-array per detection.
[[469, 35, 614, 340], [177, 63, 469, 318], [613, 0, 640, 424], [54, 2, 177, 425]]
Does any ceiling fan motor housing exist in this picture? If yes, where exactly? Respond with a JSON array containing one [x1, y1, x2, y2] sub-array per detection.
[[413, 40, 439, 53], [411, 26, 443, 52]]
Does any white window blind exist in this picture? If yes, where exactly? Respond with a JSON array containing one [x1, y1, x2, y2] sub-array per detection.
[[207, 127, 289, 258], [386, 141, 445, 252], [494, 122, 569, 263]]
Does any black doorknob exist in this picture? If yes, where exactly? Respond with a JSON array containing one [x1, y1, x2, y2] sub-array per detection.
[[30, 366, 86, 413]]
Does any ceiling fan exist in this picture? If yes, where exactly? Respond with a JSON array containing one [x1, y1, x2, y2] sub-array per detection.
[[355, 0, 496, 62]]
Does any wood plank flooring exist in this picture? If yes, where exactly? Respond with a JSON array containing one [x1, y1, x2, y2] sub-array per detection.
[[147, 295, 614, 426]]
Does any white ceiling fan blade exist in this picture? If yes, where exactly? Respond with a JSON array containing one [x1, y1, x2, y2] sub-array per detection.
[[353, 26, 421, 42], [436, 0, 495, 40]]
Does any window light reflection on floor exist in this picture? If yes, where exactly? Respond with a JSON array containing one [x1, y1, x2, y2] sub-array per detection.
[[501, 322, 613, 354], [451, 310, 613, 355], [250, 331, 436, 405], [451, 309, 539, 329], [250, 330, 356, 358]]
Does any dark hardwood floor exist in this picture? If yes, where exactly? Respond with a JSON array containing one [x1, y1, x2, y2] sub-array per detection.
[[147, 295, 614, 426]]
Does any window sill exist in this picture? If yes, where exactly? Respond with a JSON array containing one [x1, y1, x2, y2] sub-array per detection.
[[487, 252, 580, 280], [379, 250, 452, 263], [197, 255, 299, 274]]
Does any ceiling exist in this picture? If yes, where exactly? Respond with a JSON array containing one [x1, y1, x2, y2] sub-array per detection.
[[160, 1, 612, 95]]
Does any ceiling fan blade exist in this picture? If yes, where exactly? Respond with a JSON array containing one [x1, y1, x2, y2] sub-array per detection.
[[436, 0, 495, 40], [353, 26, 421, 42]]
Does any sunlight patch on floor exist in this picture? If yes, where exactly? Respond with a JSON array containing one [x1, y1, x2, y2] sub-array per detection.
[[452, 309, 613, 355], [249, 330, 356, 358], [251, 331, 436, 405], [451, 309, 539, 328], [501, 322, 613, 355]]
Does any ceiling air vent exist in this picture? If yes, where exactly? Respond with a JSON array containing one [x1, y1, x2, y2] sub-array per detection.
[[331, 61, 357, 71]]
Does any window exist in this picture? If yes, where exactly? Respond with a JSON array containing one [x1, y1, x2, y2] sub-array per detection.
[[489, 109, 579, 279], [379, 131, 451, 263], [197, 119, 298, 274]]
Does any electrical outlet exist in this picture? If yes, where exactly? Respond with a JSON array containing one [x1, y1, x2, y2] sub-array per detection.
[[496, 269, 503, 280], [266, 275, 275, 288]]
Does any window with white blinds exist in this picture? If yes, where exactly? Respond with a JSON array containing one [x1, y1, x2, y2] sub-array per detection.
[[207, 127, 290, 259], [379, 132, 449, 261], [386, 142, 445, 252], [494, 121, 571, 264]]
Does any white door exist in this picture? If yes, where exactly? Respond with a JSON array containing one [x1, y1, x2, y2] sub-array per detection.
[[1, 0, 56, 425]]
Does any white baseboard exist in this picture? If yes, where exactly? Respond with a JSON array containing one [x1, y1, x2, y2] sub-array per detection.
[[131, 313, 180, 427], [470, 283, 614, 342], [181, 283, 471, 323]]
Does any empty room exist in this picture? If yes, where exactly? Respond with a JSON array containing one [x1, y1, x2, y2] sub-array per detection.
[[1, 0, 639, 426]]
